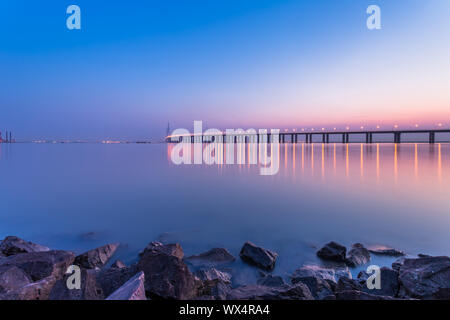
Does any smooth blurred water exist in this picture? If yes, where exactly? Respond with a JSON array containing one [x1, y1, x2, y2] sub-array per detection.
[[0, 142, 449, 282]]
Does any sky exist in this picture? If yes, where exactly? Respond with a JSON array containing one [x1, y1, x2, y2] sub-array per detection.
[[0, 0, 449, 140]]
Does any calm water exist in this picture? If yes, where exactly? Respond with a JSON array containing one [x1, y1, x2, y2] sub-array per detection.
[[1, 142, 449, 283]]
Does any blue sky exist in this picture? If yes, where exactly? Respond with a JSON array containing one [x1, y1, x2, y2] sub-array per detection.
[[1, 1, 449, 140]]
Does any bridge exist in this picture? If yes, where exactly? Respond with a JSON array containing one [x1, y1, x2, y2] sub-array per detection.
[[167, 129, 450, 144]]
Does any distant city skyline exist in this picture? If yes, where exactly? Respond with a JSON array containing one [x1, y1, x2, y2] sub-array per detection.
[[1, 0, 449, 140]]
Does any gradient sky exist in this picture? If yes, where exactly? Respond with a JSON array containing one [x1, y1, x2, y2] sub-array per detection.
[[1, 0, 449, 140]]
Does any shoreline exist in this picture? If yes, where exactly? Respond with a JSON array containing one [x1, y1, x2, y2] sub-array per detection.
[[1, 235, 449, 300]]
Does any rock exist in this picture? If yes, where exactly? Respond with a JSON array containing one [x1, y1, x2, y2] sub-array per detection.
[[74, 243, 119, 269], [291, 266, 336, 299], [49, 268, 104, 300], [96, 265, 139, 297], [1, 276, 57, 300], [336, 290, 396, 300], [106, 271, 146, 300], [291, 265, 337, 283], [336, 277, 364, 292], [368, 246, 405, 257], [0, 236, 50, 257], [291, 265, 351, 285], [239, 242, 278, 271], [137, 242, 199, 299], [185, 248, 235, 267], [198, 279, 231, 300], [317, 242, 347, 263], [397, 256, 450, 299], [195, 268, 231, 283], [346, 243, 370, 267], [111, 260, 127, 269], [227, 283, 314, 300], [139, 241, 183, 260], [257, 274, 286, 287], [392, 257, 407, 272], [0, 250, 75, 282], [357, 267, 400, 297], [0, 265, 31, 294], [418, 254, 432, 258]]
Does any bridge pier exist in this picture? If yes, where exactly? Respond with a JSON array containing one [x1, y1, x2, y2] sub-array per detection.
[[429, 132, 435, 144]]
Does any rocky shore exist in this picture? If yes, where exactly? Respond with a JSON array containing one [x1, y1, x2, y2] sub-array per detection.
[[0, 236, 449, 300]]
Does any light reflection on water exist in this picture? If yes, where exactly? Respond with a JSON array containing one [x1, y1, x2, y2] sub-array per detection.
[[0, 143, 449, 281]]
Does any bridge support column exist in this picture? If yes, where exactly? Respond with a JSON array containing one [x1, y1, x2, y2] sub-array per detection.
[[429, 132, 435, 144]]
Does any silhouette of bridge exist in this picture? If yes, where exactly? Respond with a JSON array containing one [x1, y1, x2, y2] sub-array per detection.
[[167, 128, 450, 144]]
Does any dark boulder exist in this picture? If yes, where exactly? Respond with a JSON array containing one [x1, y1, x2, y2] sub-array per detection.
[[227, 283, 314, 300], [49, 268, 104, 300], [74, 243, 119, 269], [239, 242, 278, 271], [96, 265, 139, 297], [185, 248, 235, 267], [317, 242, 347, 263], [0, 250, 75, 282], [357, 267, 399, 297], [111, 260, 127, 269], [0, 265, 31, 294], [137, 242, 199, 299], [1, 276, 57, 300], [346, 243, 370, 267], [397, 256, 450, 300], [139, 241, 184, 260], [106, 271, 146, 300], [0, 236, 50, 257], [291, 266, 336, 299], [195, 268, 231, 283]]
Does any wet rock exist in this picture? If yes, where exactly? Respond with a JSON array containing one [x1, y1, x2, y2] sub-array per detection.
[[137, 242, 199, 299], [227, 283, 314, 300], [0, 250, 75, 282], [139, 241, 183, 260], [336, 290, 396, 300], [49, 268, 104, 300], [74, 243, 119, 269], [336, 277, 364, 292], [317, 242, 347, 263], [0, 236, 50, 257], [368, 246, 405, 257], [346, 243, 370, 267], [106, 271, 146, 300], [195, 268, 231, 283], [239, 242, 278, 271], [96, 265, 139, 297], [257, 274, 286, 287], [357, 267, 399, 297], [185, 248, 235, 267], [397, 256, 450, 299], [111, 260, 127, 269]]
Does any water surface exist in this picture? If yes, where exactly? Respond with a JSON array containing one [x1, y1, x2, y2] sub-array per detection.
[[1, 142, 449, 282]]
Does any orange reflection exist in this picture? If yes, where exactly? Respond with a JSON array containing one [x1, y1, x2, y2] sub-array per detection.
[[438, 143, 442, 183], [394, 144, 398, 182], [414, 144, 418, 179], [360, 143, 364, 178], [346, 144, 349, 177], [376, 143, 380, 180], [321, 144, 325, 178]]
